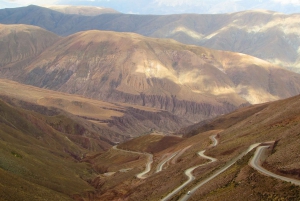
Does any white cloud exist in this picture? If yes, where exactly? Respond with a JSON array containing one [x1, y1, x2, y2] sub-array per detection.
[[272, 0, 300, 5]]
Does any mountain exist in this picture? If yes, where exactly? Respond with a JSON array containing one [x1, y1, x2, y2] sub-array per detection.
[[43, 5, 120, 16], [1, 6, 300, 72], [2, 26, 300, 122]]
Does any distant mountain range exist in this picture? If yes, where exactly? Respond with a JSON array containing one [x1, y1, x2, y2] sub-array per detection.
[[1, 5, 300, 73]]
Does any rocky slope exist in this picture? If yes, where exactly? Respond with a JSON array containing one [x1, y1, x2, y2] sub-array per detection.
[[1, 27, 300, 122], [1, 6, 300, 72]]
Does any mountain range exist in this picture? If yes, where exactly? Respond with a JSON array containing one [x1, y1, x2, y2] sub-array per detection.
[[1, 6, 300, 72], [2, 24, 300, 123]]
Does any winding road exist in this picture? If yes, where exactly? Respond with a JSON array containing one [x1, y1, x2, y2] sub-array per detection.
[[249, 145, 300, 186], [161, 135, 218, 201], [112, 145, 153, 179], [115, 136, 300, 200], [136, 153, 153, 179], [156, 152, 179, 173], [178, 143, 260, 201], [209, 135, 218, 147], [179, 142, 300, 201]]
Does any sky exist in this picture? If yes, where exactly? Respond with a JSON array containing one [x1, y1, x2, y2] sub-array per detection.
[[1, 0, 300, 14]]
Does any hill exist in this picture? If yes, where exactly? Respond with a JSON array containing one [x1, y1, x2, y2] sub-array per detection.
[[1, 6, 300, 72]]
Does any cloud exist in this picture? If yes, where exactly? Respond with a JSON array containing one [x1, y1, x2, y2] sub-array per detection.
[[271, 0, 300, 5]]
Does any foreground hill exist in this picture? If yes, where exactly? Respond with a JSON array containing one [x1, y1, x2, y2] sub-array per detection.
[[1, 26, 300, 122], [1, 6, 300, 72]]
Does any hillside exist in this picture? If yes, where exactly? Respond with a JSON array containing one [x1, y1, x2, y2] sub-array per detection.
[[85, 94, 300, 201], [1, 6, 300, 72]]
